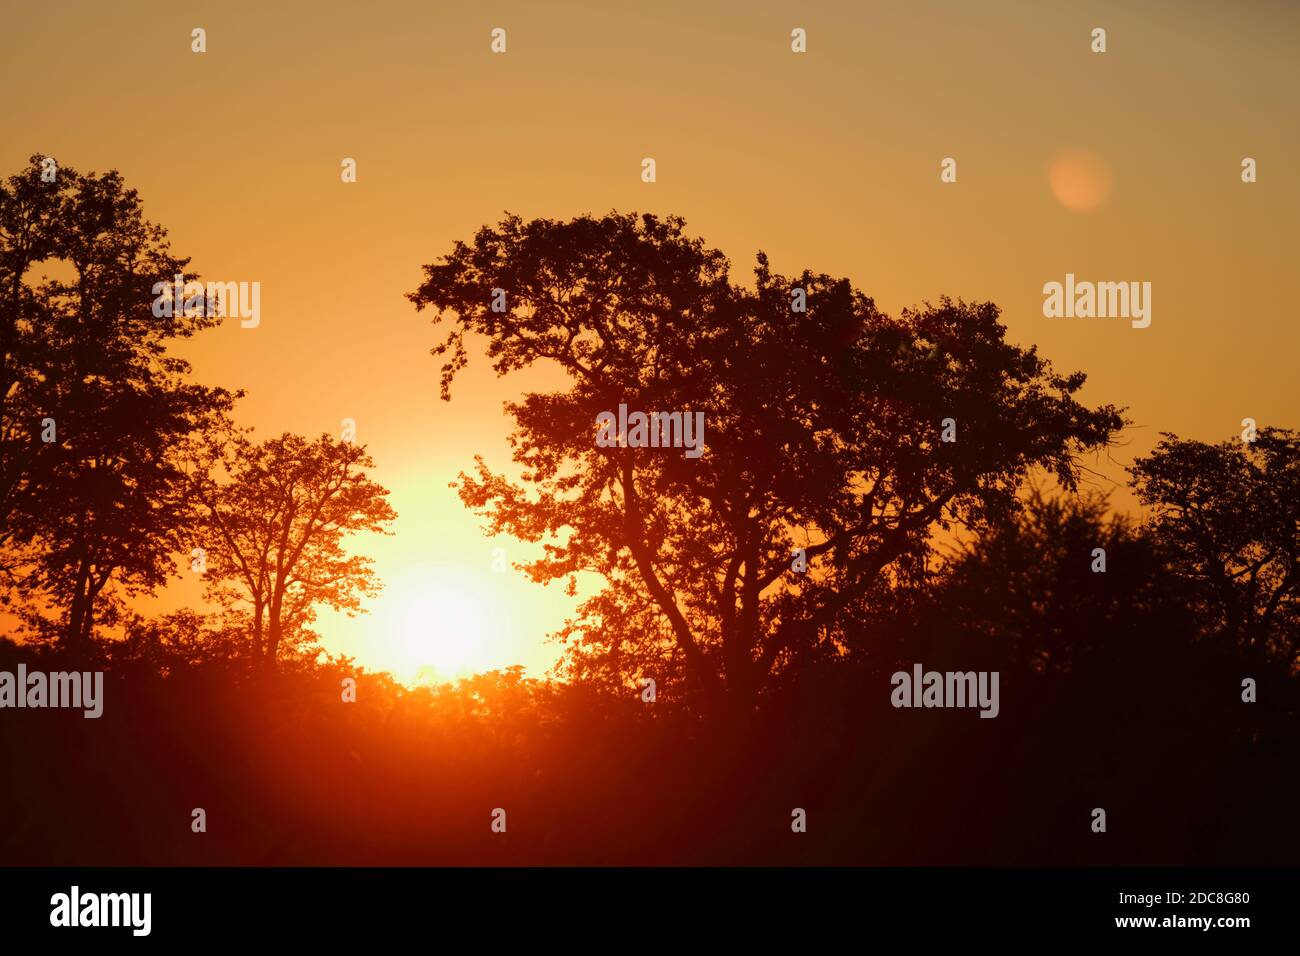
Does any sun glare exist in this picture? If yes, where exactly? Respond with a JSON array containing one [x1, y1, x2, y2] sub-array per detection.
[[374, 570, 496, 684]]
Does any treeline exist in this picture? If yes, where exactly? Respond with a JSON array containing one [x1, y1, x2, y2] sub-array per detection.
[[3, 489, 1295, 865]]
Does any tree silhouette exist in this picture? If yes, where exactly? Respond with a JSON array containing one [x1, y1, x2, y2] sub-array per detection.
[[185, 432, 396, 669], [111, 609, 249, 677], [915, 488, 1196, 678], [0, 158, 62, 552], [0, 156, 237, 654], [876, 489, 1297, 866], [409, 211, 1126, 720], [1131, 427, 1300, 667]]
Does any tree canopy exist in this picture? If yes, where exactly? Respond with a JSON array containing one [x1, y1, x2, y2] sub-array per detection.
[[184, 432, 396, 669], [0, 155, 236, 654], [410, 211, 1127, 717], [1132, 427, 1300, 665]]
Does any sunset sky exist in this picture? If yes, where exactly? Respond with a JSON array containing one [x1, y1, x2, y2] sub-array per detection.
[[4, 0, 1297, 683]]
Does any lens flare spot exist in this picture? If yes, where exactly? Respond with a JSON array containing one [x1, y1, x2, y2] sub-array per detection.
[[1048, 151, 1113, 212]]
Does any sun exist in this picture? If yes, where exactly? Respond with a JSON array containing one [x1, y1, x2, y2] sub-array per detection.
[[373, 572, 496, 684], [397, 591, 486, 680]]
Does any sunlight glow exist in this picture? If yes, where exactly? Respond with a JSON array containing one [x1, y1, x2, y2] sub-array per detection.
[[372, 569, 497, 684]]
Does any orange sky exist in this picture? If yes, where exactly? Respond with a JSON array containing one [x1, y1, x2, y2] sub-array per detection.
[[4, 0, 1297, 682]]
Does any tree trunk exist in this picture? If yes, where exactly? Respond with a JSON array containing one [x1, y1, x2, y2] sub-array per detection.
[[62, 560, 93, 660], [252, 600, 266, 666], [265, 592, 284, 670]]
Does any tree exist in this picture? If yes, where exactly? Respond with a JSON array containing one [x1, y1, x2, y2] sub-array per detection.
[[1131, 427, 1300, 666], [916, 489, 1196, 679], [110, 609, 250, 677], [409, 211, 1125, 719], [186, 432, 396, 670], [0, 155, 237, 655]]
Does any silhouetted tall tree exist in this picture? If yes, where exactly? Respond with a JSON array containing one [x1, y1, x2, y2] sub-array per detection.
[[1131, 427, 1300, 667], [185, 432, 396, 669], [0, 155, 236, 654], [409, 211, 1125, 719]]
